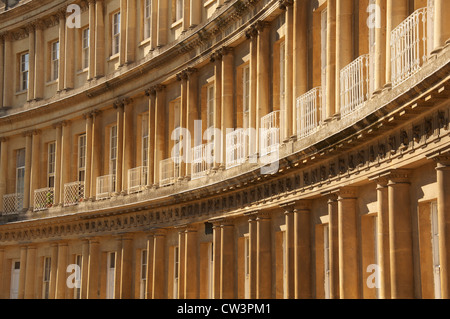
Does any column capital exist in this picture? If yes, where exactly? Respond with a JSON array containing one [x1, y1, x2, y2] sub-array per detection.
[[0, 136, 9, 143], [379, 169, 411, 185], [22, 130, 34, 138], [278, 0, 294, 10], [331, 186, 358, 200], [151, 228, 167, 237], [427, 148, 450, 166], [209, 216, 235, 227], [31, 129, 42, 136], [254, 20, 270, 33], [218, 46, 234, 56]]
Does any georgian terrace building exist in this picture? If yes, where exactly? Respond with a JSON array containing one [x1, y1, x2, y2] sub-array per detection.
[[0, 0, 449, 299]]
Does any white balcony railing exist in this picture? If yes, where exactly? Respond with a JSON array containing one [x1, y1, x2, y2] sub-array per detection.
[[340, 54, 371, 118], [34, 187, 54, 212], [297, 87, 323, 138], [2, 193, 23, 215], [226, 129, 247, 169], [391, 6, 432, 87], [260, 110, 281, 157], [128, 166, 148, 194], [191, 143, 213, 179], [159, 156, 181, 187], [96, 174, 116, 200], [64, 181, 85, 207]]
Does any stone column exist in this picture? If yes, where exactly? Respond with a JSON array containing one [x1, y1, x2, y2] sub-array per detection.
[[211, 52, 222, 170], [282, 2, 294, 142], [212, 221, 221, 299], [88, 0, 96, 80], [153, 85, 166, 186], [34, 22, 44, 100], [428, 151, 450, 298], [373, 0, 387, 94], [0, 35, 4, 108], [336, 187, 359, 299], [326, 0, 336, 120], [81, 239, 89, 299], [87, 238, 100, 299], [2, 33, 13, 107], [0, 137, 8, 212], [247, 28, 258, 158], [256, 21, 270, 128], [54, 124, 63, 205], [220, 219, 235, 299], [18, 246, 27, 299], [146, 89, 156, 188], [24, 246, 36, 299], [65, 15, 75, 89], [91, 110, 102, 199], [56, 243, 68, 299], [178, 72, 188, 179], [385, 0, 408, 87], [294, 200, 312, 299], [125, 0, 136, 64], [150, 0, 158, 50], [432, 0, 450, 54], [114, 101, 124, 193], [190, 0, 201, 27], [256, 212, 271, 299], [370, 175, 391, 299], [29, 131, 40, 212], [157, 0, 168, 47], [60, 122, 71, 205], [119, 0, 127, 66], [386, 169, 414, 298], [182, 0, 191, 32], [57, 10, 66, 92], [152, 230, 166, 298], [177, 227, 186, 299], [120, 236, 133, 299], [184, 226, 198, 298], [122, 99, 134, 192], [49, 243, 58, 299], [84, 113, 93, 200], [221, 47, 234, 169], [23, 132, 32, 210], [247, 214, 257, 299], [114, 237, 122, 299], [335, 0, 353, 116], [95, 0, 105, 78], [0, 249, 4, 298], [186, 68, 198, 177], [327, 194, 339, 299], [281, 203, 295, 299], [145, 234, 154, 299], [27, 24, 35, 101]]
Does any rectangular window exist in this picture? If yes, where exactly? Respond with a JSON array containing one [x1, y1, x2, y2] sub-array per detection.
[[10, 260, 20, 299], [110, 125, 118, 176], [173, 0, 183, 22], [51, 41, 59, 81], [78, 134, 87, 182], [48, 142, 56, 188], [144, 0, 152, 39], [142, 116, 149, 168], [16, 149, 25, 194], [43, 257, 51, 299], [207, 84, 215, 130], [82, 28, 89, 70], [112, 12, 121, 55], [140, 250, 147, 299], [20, 53, 29, 91], [106, 252, 116, 299]]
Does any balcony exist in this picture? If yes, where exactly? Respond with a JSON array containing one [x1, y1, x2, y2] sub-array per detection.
[[226, 129, 247, 169], [260, 110, 281, 157], [297, 87, 323, 138], [64, 181, 85, 207], [390, 6, 433, 87], [159, 156, 181, 187], [34, 187, 54, 212], [191, 143, 214, 180], [128, 166, 148, 194], [340, 54, 372, 118], [2, 193, 23, 215], [96, 174, 116, 200]]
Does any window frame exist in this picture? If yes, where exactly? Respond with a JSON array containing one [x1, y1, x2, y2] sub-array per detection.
[[78, 134, 87, 182], [51, 41, 60, 81], [19, 52, 29, 91], [43, 256, 51, 299], [109, 125, 118, 176], [112, 11, 121, 56], [47, 142, 56, 188], [82, 27, 90, 70]]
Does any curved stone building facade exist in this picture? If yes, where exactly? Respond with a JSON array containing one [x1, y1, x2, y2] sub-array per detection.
[[0, 0, 449, 299]]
